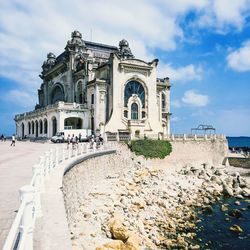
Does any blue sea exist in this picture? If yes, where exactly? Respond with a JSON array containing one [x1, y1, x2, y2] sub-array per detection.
[[196, 198, 250, 250], [227, 137, 250, 148]]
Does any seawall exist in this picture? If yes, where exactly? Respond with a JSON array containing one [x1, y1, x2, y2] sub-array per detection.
[[148, 139, 228, 169]]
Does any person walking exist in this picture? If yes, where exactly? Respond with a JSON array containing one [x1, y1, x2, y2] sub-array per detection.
[[67, 134, 71, 149], [10, 134, 16, 146], [71, 134, 76, 149]]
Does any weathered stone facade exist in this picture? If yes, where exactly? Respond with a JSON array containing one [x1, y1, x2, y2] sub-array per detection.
[[15, 30, 171, 139]]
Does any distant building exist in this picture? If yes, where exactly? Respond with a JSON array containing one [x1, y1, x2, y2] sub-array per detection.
[[15, 30, 171, 140]]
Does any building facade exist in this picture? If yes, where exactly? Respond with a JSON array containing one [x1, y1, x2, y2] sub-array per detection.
[[15, 30, 171, 140]]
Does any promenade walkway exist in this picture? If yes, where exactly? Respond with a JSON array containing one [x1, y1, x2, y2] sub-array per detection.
[[0, 140, 56, 249]]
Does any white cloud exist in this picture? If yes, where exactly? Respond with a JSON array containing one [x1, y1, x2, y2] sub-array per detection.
[[171, 100, 182, 108], [182, 90, 209, 107], [196, 0, 250, 32], [227, 40, 250, 72], [1, 90, 37, 109], [0, 0, 249, 91], [159, 64, 203, 82]]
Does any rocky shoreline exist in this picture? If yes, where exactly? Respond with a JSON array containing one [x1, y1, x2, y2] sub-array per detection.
[[63, 145, 250, 250]]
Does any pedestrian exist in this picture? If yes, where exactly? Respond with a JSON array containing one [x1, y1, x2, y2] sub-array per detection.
[[89, 135, 94, 149], [96, 135, 100, 148], [67, 134, 71, 149], [71, 134, 76, 149], [10, 134, 16, 146], [79, 133, 82, 143], [99, 134, 104, 145], [0, 134, 4, 141]]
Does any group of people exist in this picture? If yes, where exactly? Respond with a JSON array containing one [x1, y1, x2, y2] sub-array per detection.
[[66, 134, 79, 149], [66, 133, 104, 149]]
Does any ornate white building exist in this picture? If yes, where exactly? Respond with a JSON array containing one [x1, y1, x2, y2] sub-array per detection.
[[15, 31, 171, 140]]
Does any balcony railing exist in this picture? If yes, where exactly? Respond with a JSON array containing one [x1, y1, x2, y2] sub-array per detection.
[[15, 102, 87, 120]]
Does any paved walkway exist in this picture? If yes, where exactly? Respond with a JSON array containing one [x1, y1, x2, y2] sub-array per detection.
[[0, 140, 57, 249]]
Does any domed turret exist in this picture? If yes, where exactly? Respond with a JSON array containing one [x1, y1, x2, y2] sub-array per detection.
[[118, 39, 134, 59], [119, 39, 129, 48], [66, 30, 86, 52], [71, 30, 82, 39], [47, 52, 56, 59]]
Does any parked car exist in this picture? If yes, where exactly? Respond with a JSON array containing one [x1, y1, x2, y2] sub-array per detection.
[[79, 135, 93, 142], [51, 132, 65, 143]]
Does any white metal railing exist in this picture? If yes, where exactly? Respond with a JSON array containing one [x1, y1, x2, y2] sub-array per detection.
[[3, 141, 116, 250]]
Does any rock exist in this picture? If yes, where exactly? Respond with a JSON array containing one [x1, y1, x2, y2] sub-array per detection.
[[234, 201, 241, 206], [96, 240, 125, 250], [109, 213, 129, 242], [214, 169, 222, 176], [125, 233, 142, 250], [190, 244, 200, 250], [242, 188, 250, 197], [229, 224, 243, 233], [222, 182, 234, 197], [201, 206, 213, 214], [83, 213, 91, 219], [220, 204, 228, 212], [228, 209, 242, 218], [132, 197, 146, 209]]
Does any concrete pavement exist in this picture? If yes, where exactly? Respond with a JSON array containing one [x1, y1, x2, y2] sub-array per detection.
[[0, 140, 57, 249]]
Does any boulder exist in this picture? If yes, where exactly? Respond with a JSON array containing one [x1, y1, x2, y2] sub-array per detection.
[[220, 204, 228, 212], [201, 205, 213, 214], [109, 213, 129, 242], [229, 224, 243, 233], [125, 233, 142, 250], [222, 182, 234, 197], [228, 209, 242, 218], [96, 240, 126, 250]]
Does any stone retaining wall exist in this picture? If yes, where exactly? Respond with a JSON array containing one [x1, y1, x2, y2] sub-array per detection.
[[63, 144, 138, 229], [148, 139, 228, 169]]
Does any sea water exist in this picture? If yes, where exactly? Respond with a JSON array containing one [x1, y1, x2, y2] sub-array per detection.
[[196, 198, 250, 250], [227, 137, 250, 148]]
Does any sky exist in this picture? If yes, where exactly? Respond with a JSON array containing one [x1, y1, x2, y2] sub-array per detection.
[[0, 0, 250, 136]]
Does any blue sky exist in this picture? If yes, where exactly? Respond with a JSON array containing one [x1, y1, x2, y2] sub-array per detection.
[[0, 0, 250, 136]]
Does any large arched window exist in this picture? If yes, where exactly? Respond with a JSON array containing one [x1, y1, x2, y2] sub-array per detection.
[[124, 81, 145, 107], [51, 85, 64, 104], [131, 103, 138, 120], [75, 81, 85, 104]]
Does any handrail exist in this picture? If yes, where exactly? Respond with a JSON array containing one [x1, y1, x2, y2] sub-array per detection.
[[2, 197, 27, 250], [3, 141, 116, 250]]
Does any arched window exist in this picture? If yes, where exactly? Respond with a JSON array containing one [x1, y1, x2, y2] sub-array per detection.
[[28, 122, 31, 134], [21, 123, 25, 138], [32, 121, 34, 134], [76, 81, 85, 104], [44, 119, 48, 134], [39, 120, 43, 134], [51, 85, 64, 104], [124, 81, 145, 107], [52, 117, 57, 136], [162, 92, 166, 109], [131, 103, 138, 120]]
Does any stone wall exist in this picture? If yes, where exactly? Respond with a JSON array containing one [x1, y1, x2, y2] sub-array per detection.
[[62, 144, 139, 229], [148, 139, 228, 169]]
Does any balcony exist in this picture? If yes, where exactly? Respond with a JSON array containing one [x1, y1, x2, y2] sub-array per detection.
[[15, 102, 87, 120], [127, 119, 145, 128]]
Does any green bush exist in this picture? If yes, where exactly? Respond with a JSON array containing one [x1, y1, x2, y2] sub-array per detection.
[[127, 139, 172, 159]]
